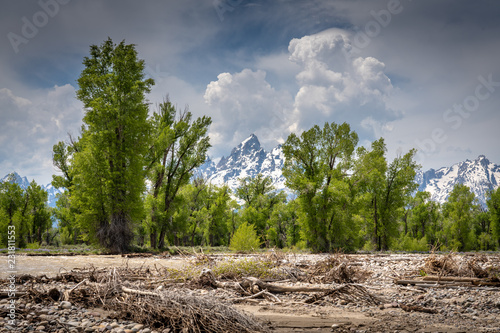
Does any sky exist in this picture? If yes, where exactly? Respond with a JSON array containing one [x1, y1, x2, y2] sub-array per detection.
[[1, 0, 500, 185]]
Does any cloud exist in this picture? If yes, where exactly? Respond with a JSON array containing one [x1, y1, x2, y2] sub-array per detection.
[[204, 28, 400, 152], [0, 85, 83, 184], [204, 69, 293, 153], [287, 28, 397, 135]]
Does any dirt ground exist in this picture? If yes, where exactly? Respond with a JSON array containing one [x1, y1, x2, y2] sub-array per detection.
[[1, 252, 499, 332]]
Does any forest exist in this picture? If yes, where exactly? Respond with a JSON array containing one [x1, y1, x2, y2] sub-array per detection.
[[1, 39, 500, 253]]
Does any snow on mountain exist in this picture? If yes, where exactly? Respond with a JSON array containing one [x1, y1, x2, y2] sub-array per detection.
[[417, 155, 500, 207], [1, 172, 63, 208], [198, 134, 287, 195]]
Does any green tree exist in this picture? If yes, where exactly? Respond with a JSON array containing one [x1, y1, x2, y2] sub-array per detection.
[[0, 174, 24, 227], [351, 138, 387, 250], [71, 38, 154, 253], [376, 150, 419, 250], [237, 174, 286, 246], [268, 199, 301, 248], [52, 138, 82, 244], [26, 181, 51, 245], [0, 174, 24, 245], [442, 184, 478, 251], [407, 191, 441, 247], [146, 99, 211, 248], [229, 221, 262, 253], [486, 187, 500, 249], [282, 122, 358, 252]]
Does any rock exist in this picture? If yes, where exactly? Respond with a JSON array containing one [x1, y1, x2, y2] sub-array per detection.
[[132, 324, 144, 331], [60, 301, 72, 310]]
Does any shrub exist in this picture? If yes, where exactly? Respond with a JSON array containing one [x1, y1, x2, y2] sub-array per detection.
[[229, 222, 261, 253]]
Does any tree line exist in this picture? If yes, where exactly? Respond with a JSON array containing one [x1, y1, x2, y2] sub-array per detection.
[[1, 39, 499, 253]]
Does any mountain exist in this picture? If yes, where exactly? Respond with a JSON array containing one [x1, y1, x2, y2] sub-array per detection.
[[200, 135, 499, 208], [197, 134, 287, 195], [0, 172, 63, 208], [416, 155, 500, 207]]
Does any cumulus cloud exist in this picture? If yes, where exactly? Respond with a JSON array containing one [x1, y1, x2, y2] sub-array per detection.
[[287, 28, 396, 134], [203, 28, 400, 152], [204, 69, 293, 153]]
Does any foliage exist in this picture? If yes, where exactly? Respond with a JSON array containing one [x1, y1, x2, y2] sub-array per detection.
[[145, 98, 212, 249], [237, 174, 286, 246], [282, 122, 359, 252], [0, 174, 51, 247], [68, 38, 154, 253], [229, 222, 262, 253], [442, 184, 479, 251], [487, 187, 500, 249]]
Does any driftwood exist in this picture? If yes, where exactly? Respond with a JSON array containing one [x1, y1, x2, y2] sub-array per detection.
[[201, 269, 342, 293], [199, 269, 382, 305]]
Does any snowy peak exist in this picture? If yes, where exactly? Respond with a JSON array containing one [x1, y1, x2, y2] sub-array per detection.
[[217, 134, 265, 171], [1, 171, 30, 189], [201, 134, 287, 196], [417, 155, 500, 207]]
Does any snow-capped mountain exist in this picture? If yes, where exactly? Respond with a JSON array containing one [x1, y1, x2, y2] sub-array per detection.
[[1, 172, 63, 208], [197, 134, 287, 195], [416, 155, 500, 207]]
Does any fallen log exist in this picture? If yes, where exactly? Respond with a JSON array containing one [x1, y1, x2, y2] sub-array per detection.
[[200, 269, 335, 293], [199, 269, 382, 305]]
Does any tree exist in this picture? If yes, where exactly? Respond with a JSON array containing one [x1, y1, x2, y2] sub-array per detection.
[[351, 138, 387, 250], [237, 174, 286, 245], [0, 174, 24, 246], [52, 139, 82, 244], [442, 184, 478, 251], [407, 191, 441, 244], [145, 99, 211, 249], [268, 199, 301, 248], [486, 187, 500, 249], [71, 38, 154, 253], [282, 122, 358, 252], [0, 174, 24, 227], [375, 150, 419, 250], [26, 181, 51, 245]]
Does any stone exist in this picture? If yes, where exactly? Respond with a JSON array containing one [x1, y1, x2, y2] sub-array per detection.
[[60, 301, 72, 310]]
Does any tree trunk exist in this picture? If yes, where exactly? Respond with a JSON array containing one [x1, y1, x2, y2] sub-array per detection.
[[158, 226, 166, 249], [150, 229, 157, 249]]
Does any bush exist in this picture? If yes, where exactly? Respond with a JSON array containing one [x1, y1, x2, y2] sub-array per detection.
[[395, 235, 429, 252], [229, 222, 261, 253]]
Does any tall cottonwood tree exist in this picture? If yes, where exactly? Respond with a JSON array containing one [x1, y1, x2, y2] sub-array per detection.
[[145, 99, 211, 249], [71, 38, 154, 253]]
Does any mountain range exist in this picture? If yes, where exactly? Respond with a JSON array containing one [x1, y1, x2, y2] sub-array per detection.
[[416, 155, 500, 207], [2, 134, 499, 209]]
